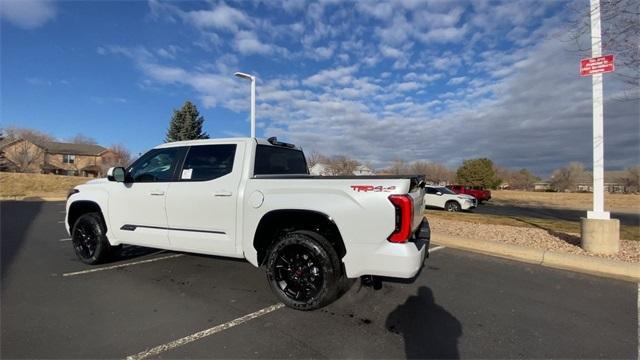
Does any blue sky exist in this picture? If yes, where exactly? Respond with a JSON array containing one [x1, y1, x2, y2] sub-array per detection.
[[1, 0, 638, 175]]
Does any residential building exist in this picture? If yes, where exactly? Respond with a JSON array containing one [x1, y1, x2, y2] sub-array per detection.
[[0, 138, 116, 177]]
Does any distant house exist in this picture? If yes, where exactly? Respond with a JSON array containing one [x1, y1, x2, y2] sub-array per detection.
[[534, 171, 631, 193], [309, 162, 374, 176], [309, 163, 331, 176], [0, 138, 115, 177], [353, 165, 374, 176]]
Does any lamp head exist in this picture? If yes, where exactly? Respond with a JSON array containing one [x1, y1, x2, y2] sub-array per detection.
[[234, 72, 254, 81]]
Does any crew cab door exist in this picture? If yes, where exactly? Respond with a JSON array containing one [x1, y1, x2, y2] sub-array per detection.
[[165, 143, 244, 256], [108, 146, 186, 248]]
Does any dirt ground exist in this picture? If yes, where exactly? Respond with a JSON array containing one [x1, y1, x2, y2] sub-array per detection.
[[492, 190, 640, 213], [0, 173, 89, 200]]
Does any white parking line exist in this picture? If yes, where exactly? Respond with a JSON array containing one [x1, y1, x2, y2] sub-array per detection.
[[57, 221, 65, 224], [429, 245, 446, 254], [126, 303, 285, 360], [62, 254, 183, 277], [59, 238, 71, 242]]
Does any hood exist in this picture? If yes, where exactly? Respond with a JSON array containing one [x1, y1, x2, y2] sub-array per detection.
[[82, 178, 109, 186], [458, 194, 475, 200]]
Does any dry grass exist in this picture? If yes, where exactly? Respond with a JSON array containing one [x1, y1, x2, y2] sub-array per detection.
[[0, 172, 90, 200], [492, 190, 640, 213], [425, 210, 640, 241]]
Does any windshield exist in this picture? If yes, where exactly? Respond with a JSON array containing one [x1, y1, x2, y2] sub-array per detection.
[[438, 187, 457, 195]]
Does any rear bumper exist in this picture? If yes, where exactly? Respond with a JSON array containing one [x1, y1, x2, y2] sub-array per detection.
[[343, 219, 430, 279]]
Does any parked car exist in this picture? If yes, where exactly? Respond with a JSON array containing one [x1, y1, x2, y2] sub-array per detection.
[[448, 185, 491, 203], [424, 185, 477, 212], [65, 137, 430, 311]]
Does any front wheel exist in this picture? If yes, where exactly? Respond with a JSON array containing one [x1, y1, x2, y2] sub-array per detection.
[[71, 212, 117, 264], [445, 201, 462, 212], [265, 231, 342, 311]]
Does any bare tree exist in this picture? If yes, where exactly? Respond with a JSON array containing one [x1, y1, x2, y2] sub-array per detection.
[[385, 159, 409, 175], [67, 134, 98, 145], [326, 155, 360, 175], [5, 140, 45, 172], [101, 144, 133, 173], [306, 151, 327, 168], [551, 162, 586, 191], [567, 0, 639, 99], [2, 126, 55, 145], [617, 165, 640, 192], [410, 161, 454, 184]]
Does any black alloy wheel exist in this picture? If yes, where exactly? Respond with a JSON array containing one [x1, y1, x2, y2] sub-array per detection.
[[266, 231, 342, 311], [71, 212, 114, 264], [273, 244, 324, 302]]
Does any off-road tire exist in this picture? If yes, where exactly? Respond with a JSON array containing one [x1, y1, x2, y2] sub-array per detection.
[[265, 230, 343, 311], [71, 212, 117, 264]]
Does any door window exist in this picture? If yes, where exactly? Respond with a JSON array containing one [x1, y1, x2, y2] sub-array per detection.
[[180, 144, 236, 181], [127, 147, 183, 182]]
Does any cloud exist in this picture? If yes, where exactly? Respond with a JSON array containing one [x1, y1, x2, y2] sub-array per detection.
[[0, 0, 56, 29], [233, 31, 273, 55], [447, 76, 467, 85], [184, 3, 252, 32]]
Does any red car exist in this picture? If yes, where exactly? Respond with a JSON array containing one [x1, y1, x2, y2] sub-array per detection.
[[448, 185, 492, 203]]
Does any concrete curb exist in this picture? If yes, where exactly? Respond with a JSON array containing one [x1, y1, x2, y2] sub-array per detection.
[[432, 233, 640, 282]]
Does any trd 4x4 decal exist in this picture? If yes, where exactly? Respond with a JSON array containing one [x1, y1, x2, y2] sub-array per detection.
[[350, 185, 396, 192]]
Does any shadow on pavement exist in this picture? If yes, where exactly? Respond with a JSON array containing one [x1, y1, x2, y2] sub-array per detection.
[[1, 201, 44, 279], [386, 286, 462, 359]]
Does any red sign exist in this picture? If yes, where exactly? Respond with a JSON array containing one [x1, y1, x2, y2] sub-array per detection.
[[580, 55, 615, 76]]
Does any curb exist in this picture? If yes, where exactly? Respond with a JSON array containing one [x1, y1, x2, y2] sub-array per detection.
[[432, 233, 640, 282]]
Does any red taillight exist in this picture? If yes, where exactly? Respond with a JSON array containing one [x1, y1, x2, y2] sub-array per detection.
[[388, 194, 413, 243]]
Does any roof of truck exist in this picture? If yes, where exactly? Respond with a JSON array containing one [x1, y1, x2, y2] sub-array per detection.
[[154, 137, 302, 150]]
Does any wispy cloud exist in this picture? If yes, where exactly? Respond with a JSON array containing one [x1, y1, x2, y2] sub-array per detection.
[[0, 0, 56, 29]]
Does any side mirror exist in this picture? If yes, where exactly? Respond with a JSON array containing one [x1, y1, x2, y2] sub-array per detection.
[[107, 167, 126, 182], [436, 191, 442, 196]]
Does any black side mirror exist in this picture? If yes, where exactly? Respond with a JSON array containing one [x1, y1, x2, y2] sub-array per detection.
[[107, 167, 126, 182]]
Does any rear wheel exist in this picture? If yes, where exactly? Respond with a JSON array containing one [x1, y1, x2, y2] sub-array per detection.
[[71, 212, 117, 264], [265, 231, 342, 311], [445, 201, 462, 212]]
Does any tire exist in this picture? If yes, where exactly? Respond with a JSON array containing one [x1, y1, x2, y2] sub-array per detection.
[[445, 201, 462, 212], [265, 230, 343, 311], [71, 212, 116, 264]]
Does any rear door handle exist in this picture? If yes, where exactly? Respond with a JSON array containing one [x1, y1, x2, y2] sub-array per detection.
[[149, 190, 165, 196], [214, 191, 232, 197]]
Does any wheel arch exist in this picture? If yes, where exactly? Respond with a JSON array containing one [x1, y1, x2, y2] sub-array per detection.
[[68, 200, 106, 232], [253, 209, 346, 266]]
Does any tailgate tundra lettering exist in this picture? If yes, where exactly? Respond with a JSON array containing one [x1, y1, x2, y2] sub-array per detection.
[[351, 185, 396, 192]]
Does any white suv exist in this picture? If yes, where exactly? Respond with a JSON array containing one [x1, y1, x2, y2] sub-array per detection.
[[424, 185, 476, 212]]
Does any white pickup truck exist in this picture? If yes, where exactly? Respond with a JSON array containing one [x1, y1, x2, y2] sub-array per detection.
[[66, 137, 429, 310]]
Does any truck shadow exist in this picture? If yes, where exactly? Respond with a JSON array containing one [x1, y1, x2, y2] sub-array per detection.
[[385, 286, 462, 359]]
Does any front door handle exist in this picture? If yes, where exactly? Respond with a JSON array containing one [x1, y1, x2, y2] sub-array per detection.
[[149, 190, 165, 196], [214, 191, 232, 197]]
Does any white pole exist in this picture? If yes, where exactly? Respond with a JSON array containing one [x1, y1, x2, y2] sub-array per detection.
[[250, 77, 256, 138], [587, 0, 609, 220]]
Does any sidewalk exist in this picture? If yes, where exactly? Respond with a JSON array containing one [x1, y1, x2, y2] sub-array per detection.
[[432, 232, 640, 282]]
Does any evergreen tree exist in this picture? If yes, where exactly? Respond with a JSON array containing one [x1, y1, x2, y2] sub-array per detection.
[[455, 158, 501, 189], [165, 101, 209, 142]]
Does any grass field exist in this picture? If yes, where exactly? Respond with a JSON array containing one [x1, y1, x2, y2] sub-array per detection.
[[426, 210, 640, 241], [0, 172, 90, 200], [492, 190, 640, 213]]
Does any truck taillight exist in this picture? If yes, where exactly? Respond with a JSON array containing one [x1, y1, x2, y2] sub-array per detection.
[[388, 194, 413, 243]]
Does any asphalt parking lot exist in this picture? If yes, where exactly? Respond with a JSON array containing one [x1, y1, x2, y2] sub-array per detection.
[[474, 202, 640, 227], [2, 201, 638, 359]]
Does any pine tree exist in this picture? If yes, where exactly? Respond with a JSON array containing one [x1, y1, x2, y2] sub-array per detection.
[[455, 158, 502, 189], [165, 101, 209, 142]]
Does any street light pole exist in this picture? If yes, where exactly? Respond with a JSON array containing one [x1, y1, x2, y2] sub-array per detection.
[[234, 72, 256, 138], [587, 0, 609, 220]]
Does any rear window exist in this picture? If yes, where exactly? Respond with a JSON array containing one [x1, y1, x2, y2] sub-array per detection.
[[254, 145, 308, 175], [181, 144, 236, 181]]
